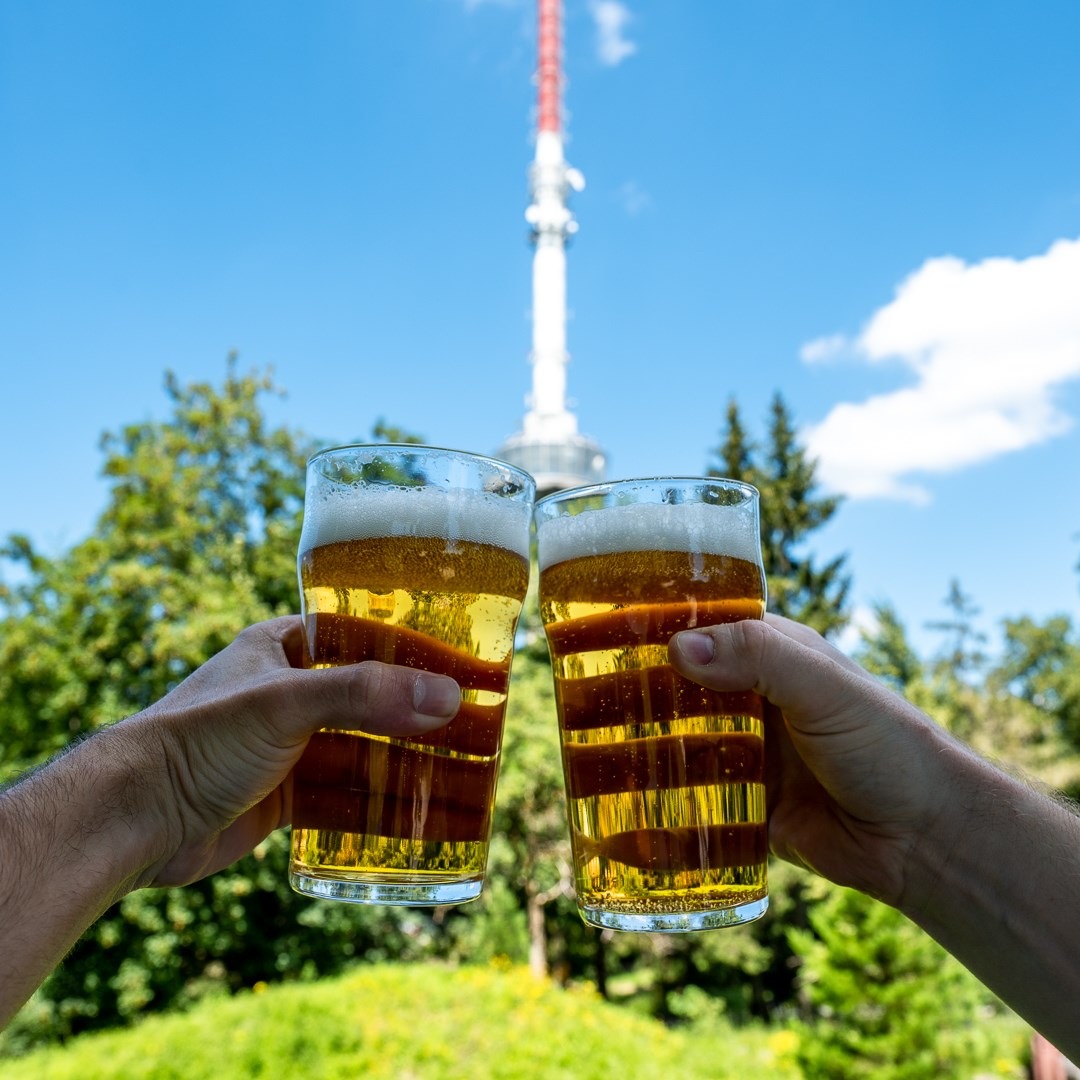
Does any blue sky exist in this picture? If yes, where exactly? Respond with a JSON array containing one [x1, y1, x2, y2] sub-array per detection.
[[2, 0, 1080, 659]]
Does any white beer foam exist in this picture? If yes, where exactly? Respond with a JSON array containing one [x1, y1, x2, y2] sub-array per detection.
[[536, 501, 760, 571], [300, 485, 532, 558]]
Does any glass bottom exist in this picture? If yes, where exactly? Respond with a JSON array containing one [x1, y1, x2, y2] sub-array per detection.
[[289, 869, 484, 907], [579, 894, 768, 933]]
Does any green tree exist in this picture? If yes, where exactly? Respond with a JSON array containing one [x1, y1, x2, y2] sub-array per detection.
[[370, 419, 425, 445], [985, 613, 1080, 796], [926, 579, 988, 687], [0, 359, 309, 775], [911, 583, 1080, 792], [660, 392, 852, 1024], [710, 394, 849, 636], [0, 363, 448, 1045], [855, 602, 924, 693], [491, 642, 573, 977], [421, 640, 571, 981], [790, 886, 995, 1079], [856, 592, 1080, 801]]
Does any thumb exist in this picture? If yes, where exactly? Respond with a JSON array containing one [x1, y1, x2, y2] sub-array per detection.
[[261, 661, 461, 745], [668, 616, 884, 734]]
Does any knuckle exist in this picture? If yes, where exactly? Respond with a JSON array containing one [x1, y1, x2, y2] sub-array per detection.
[[727, 618, 768, 666], [348, 660, 398, 718], [234, 622, 272, 654]]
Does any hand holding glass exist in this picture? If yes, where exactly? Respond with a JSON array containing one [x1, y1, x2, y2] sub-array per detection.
[[289, 444, 535, 906], [535, 478, 768, 932]]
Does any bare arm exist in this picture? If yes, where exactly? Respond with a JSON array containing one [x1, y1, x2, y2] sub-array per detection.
[[0, 616, 459, 1026], [670, 615, 1080, 1058]]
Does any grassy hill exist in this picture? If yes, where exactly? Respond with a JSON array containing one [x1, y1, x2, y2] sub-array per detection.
[[1, 962, 803, 1079]]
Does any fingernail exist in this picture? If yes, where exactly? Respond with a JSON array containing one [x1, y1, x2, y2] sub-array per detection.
[[675, 631, 715, 665], [413, 673, 461, 719]]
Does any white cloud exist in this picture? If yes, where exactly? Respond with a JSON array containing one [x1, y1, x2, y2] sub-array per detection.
[[803, 236, 1080, 503], [589, 1, 637, 67], [616, 179, 651, 216], [800, 333, 849, 364]]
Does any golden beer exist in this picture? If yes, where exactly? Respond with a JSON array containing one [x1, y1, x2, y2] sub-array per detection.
[[536, 481, 768, 932], [289, 446, 534, 906]]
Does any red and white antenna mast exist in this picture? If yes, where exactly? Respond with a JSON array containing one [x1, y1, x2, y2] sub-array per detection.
[[536, 0, 563, 136], [499, 0, 606, 494]]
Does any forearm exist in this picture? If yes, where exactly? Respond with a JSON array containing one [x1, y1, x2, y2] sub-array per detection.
[[0, 727, 159, 1026], [900, 737, 1080, 1057]]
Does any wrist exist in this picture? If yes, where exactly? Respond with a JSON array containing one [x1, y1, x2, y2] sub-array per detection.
[[893, 732, 1003, 920], [893, 740, 1080, 1054], [84, 719, 179, 889], [4, 722, 169, 903], [894, 727, 1079, 935]]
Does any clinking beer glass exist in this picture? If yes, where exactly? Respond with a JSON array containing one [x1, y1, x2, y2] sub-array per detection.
[[289, 444, 535, 906], [534, 477, 768, 932]]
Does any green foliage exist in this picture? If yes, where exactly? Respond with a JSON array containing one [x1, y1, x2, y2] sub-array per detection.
[[993, 613, 1080, 791], [856, 590, 1080, 796], [7, 823, 455, 1048], [1, 963, 803, 1079], [489, 641, 574, 965], [0, 364, 1065, 1069], [438, 877, 532, 965], [926, 579, 989, 687], [0, 358, 311, 776], [693, 393, 855, 1023], [483, 624, 817, 1013], [0, 363, 451, 1043], [370, 419, 426, 445], [789, 886, 1013, 1080], [590, 860, 817, 1026], [709, 393, 850, 636], [855, 602, 924, 693]]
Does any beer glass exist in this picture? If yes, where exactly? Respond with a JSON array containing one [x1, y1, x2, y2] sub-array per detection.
[[535, 478, 768, 932], [290, 444, 535, 905]]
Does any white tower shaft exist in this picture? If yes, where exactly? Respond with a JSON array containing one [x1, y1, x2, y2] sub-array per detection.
[[522, 0, 583, 441], [497, 0, 605, 495]]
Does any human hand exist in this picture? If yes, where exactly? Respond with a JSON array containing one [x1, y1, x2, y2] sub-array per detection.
[[669, 613, 961, 907], [125, 615, 461, 888], [0, 615, 461, 1026]]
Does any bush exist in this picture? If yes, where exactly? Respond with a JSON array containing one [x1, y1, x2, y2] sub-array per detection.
[[1, 963, 800, 1080], [789, 886, 1025, 1079]]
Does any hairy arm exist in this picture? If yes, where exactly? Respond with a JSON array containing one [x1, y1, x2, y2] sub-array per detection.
[[0, 616, 459, 1027], [670, 614, 1080, 1058], [898, 739, 1080, 1058], [0, 727, 160, 1024]]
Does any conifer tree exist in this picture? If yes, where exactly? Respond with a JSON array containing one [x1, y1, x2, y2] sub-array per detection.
[[854, 602, 924, 693], [709, 393, 849, 636]]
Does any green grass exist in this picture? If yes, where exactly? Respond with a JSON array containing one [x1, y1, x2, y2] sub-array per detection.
[[1, 962, 801, 1079]]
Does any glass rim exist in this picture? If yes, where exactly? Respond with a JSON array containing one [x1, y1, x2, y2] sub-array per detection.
[[307, 442, 536, 487], [534, 475, 759, 511]]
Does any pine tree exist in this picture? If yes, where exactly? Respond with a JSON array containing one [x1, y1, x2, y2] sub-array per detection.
[[926, 579, 988, 685], [854, 602, 924, 693], [709, 393, 849, 636]]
